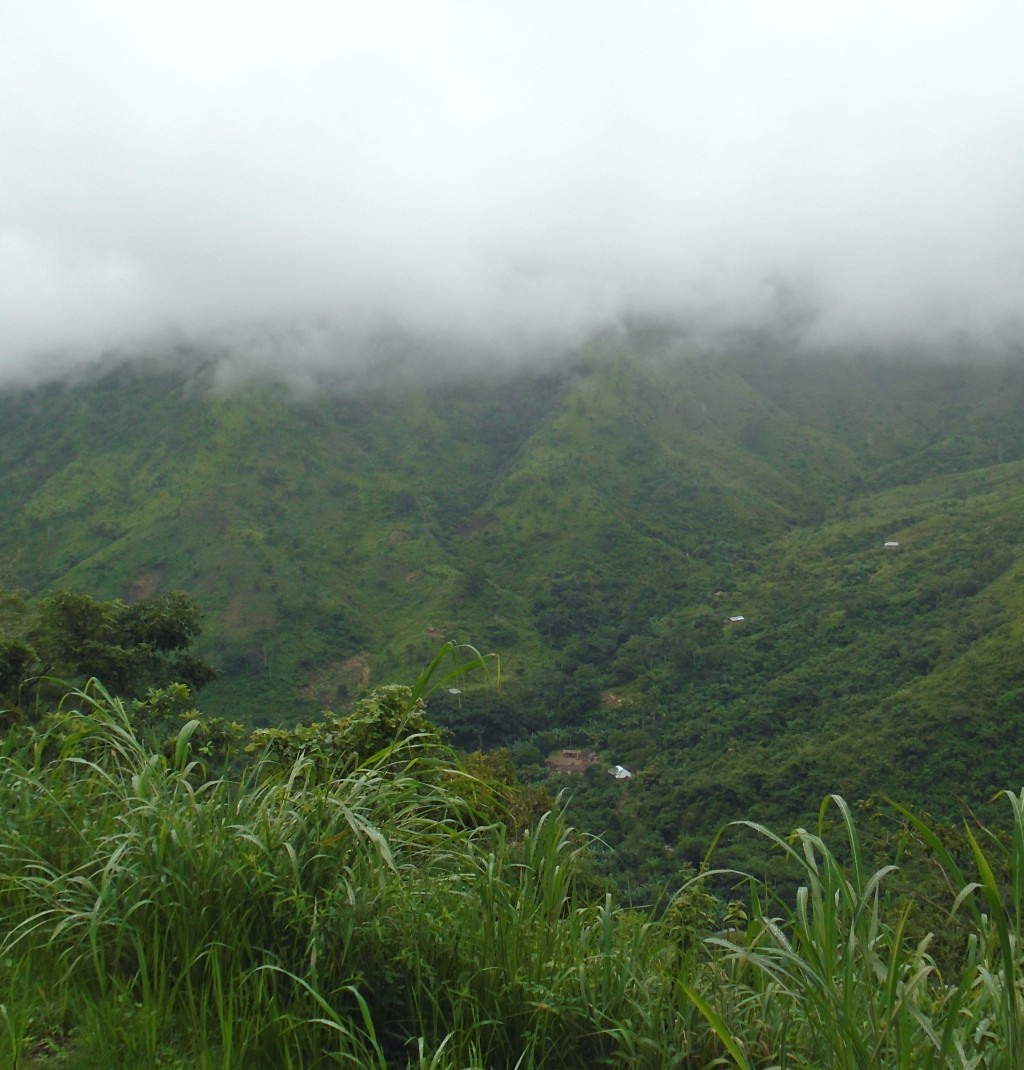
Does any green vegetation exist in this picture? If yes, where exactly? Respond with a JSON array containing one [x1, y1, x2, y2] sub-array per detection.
[[5, 678, 1024, 1067], [2, 329, 1024, 896], [0, 588, 214, 726]]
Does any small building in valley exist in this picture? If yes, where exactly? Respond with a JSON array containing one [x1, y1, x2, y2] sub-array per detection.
[[545, 749, 600, 776]]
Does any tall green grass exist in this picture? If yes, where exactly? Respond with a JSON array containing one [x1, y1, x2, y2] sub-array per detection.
[[689, 793, 1024, 1068], [0, 684, 717, 1067], [5, 684, 1024, 1067]]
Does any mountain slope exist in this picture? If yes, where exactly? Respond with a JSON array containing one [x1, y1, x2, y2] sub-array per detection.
[[3, 332, 1024, 876]]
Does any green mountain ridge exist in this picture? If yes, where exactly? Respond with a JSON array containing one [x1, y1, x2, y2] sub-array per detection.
[[3, 332, 1024, 879]]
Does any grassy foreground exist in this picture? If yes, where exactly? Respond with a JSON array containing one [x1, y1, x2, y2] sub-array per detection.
[[2, 686, 1024, 1067]]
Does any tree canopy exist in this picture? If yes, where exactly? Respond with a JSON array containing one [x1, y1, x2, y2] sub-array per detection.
[[0, 588, 215, 721]]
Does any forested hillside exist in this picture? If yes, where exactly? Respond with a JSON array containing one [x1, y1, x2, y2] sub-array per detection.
[[2, 328, 1024, 882]]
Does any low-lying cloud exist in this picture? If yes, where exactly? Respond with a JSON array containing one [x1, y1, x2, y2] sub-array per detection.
[[4, 0, 1024, 379]]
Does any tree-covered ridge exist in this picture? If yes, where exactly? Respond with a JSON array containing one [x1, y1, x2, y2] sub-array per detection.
[[2, 332, 1024, 883]]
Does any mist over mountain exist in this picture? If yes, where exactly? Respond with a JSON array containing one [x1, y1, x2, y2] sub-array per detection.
[[4, 1, 1024, 380], [6, 0, 1024, 891]]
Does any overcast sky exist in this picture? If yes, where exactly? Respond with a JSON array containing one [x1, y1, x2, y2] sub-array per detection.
[[3, 0, 1024, 377]]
